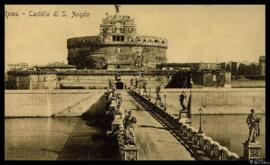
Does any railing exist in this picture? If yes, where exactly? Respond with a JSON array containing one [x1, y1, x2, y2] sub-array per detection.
[[128, 89, 240, 160]]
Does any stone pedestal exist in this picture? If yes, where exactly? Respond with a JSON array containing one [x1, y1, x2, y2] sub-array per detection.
[[107, 113, 122, 136], [112, 114, 122, 129], [243, 142, 262, 160], [179, 111, 191, 124], [123, 145, 138, 160]]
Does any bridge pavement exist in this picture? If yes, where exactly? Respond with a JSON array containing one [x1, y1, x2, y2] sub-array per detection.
[[120, 91, 194, 160]]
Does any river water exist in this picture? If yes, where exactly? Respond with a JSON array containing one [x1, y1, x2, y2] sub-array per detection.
[[191, 114, 265, 158], [5, 117, 119, 160]]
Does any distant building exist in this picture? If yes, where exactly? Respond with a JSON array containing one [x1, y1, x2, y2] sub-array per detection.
[[157, 62, 222, 71], [156, 63, 191, 71], [228, 62, 238, 76], [259, 56, 265, 76], [156, 62, 230, 88], [193, 63, 222, 71], [220, 62, 226, 71], [8, 63, 29, 70]]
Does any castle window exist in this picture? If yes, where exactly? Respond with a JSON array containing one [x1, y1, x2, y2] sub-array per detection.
[[154, 40, 159, 43], [162, 40, 165, 44], [143, 39, 146, 42], [117, 65, 120, 69], [113, 36, 124, 41]]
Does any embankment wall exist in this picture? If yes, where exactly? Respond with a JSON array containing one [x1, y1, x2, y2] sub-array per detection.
[[5, 90, 105, 117]]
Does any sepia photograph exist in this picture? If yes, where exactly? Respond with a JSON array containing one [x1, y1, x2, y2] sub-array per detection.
[[4, 4, 266, 161]]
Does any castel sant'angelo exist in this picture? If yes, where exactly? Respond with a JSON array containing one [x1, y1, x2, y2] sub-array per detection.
[[7, 5, 231, 90], [67, 5, 167, 70]]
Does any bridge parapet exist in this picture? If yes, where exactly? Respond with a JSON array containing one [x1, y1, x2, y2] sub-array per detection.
[[128, 89, 240, 160], [105, 90, 138, 160], [116, 124, 138, 160]]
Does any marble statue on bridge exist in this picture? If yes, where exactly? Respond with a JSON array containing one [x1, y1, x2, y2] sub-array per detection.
[[179, 91, 188, 111], [155, 84, 161, 105], [123, 111, 137, 145], [246, 109, 260, 144]]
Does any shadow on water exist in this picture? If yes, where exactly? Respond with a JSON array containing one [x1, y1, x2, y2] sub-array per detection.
[[81, 95, 108, 127], [55, 94, 120, 160]]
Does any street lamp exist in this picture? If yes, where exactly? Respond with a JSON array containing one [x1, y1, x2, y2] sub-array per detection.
[[164, 94, 166, 110], [198, 106, 205, 134]]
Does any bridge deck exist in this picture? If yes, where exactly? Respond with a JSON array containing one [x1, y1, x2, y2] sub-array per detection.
[[121, 91, 194, 160]]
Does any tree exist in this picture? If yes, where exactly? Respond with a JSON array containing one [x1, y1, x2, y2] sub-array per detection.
[[226, 64, 231, 72], [237, 63, 246, 75]]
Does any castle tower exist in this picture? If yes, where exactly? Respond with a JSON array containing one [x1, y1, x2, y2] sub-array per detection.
[[67, 5, 168, 69]]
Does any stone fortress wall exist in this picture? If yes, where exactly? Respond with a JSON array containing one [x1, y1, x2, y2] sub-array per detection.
[[67, 36, 167, 69], [7, 69, 231, 90], [7, 70, 174, 89], [67, 10, 168, 69]]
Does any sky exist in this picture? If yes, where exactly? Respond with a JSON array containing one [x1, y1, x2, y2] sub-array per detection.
[[5, 5, 265, 67]]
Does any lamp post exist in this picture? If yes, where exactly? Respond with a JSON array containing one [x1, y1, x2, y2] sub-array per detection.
[[198, 106, 204, 134], [164, 94, 166, 110]]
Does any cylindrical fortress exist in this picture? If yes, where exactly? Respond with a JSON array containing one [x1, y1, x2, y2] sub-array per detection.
[[67, 12, 167, 69]]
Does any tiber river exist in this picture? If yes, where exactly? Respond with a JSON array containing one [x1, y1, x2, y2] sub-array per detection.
[[5, 114, 265, 160]]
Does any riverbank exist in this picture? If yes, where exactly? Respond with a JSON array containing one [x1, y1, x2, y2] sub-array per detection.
[[5, 88, 265, 117], [151, 88, 265, 114], [231, 79, 265, 88], [5, 89, 105, 117]]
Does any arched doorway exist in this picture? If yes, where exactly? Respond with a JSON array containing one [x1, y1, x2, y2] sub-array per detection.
[[115, 81, 124, 89]]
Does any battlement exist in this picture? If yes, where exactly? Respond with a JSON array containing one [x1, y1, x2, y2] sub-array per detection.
[[67, 35, 167, 48], [101, 15, 135, 27]]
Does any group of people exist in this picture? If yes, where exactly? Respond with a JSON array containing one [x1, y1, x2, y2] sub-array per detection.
[[106, 81, 137, 145]]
